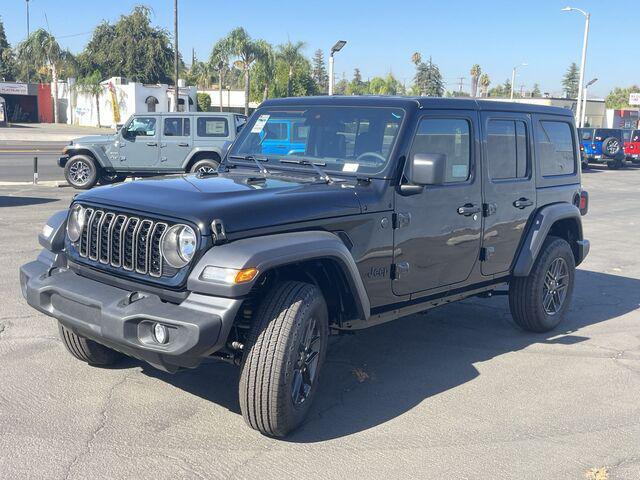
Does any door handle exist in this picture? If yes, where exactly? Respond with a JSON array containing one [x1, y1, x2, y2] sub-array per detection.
[[457, 203, 481, 216], [513, 198, 533, 209], [177, 142, 190, 147], [146, 142, 157, 146]]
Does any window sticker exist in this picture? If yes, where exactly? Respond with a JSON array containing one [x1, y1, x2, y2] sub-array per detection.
[[251, 115, 270, 134], [342, 163, 359, 172], [452, 164, 468, 178]]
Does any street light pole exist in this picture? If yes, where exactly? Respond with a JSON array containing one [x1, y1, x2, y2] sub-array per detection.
[[328, 40, 347, 96], [581, 78, 598, 128], [563, 7, 590, 127], [510, 63, 527, 100], [25, 0, 30, 82], [174, 0, 179, 112]]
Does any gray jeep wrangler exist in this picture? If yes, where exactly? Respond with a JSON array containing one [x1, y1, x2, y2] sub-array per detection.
[[59, 112, 246, 189], [21, 96, 589, 437]]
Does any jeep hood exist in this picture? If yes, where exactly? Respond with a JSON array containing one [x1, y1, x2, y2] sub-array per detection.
[[75, 172, 363, 235], [71, 134, 115, 145]]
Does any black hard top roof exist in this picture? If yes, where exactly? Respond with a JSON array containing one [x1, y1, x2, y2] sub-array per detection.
[[260, 95, 573, 117]]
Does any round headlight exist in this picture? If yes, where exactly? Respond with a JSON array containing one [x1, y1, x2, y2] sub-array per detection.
[[66, 204, 85, 242], [161, 225, 197, 268]]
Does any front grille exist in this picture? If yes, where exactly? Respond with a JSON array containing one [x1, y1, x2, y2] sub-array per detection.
[[76, 207, 170, 278]]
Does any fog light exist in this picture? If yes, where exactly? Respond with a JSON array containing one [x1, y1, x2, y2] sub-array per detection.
[[153, 323, 168, 344]]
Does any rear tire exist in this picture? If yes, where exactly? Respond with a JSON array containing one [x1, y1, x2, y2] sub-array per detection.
[[239, 281, 329, 437], [190, 158, 219, 174], [99, 172, 126, 185], [64, 154, 98, 189], [58, 322, 123, 366], [607, 159, 623, 169], [509, 236, 575, 333]]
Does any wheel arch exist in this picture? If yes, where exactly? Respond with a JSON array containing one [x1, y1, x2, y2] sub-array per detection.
[[513, 203, 585, 277], [183, 150, 223, 172], [187, 231, 370, 324], [65, 147, 107, 169]]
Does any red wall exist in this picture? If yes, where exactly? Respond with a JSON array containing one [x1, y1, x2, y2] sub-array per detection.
[[37, 83, 53, 123]]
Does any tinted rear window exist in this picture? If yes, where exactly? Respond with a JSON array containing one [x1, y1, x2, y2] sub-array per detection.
[[594, 129, 621, 141], [633, 130, 640, 142], [537, 120, 576, 176], [579, 128, 593, 141]]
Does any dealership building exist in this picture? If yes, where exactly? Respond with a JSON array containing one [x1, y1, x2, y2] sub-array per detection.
[[0, 81, 54, 123]]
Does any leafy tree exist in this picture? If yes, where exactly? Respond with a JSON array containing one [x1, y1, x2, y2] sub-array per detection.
[[605, 85, 640, 109], [347, 68, 367, 95], [470, 64, 481, 98], [16, 29, 75, 122], [78, 6, 176, 84], [277, 41, 306, 96], [251, 40, 276, 102], [197, 92, 211, 111], [224, 27, 263, 115], [185, 59, 215, 89], [562, 62, 580, 99], [412, 55, 444, 97], [74, 70, 104, 127], [333, 73, 349, 95], [531, 83, 541, 97], [0, 17, 16, 80], [209, 37, 231, 111], [489, 79, 511, 98], [479, 73, 490, 97], [366, 73, 404, 96], [311, 49, 328, 93]]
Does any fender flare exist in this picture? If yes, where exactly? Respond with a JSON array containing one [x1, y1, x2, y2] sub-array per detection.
[[182, 145, 229, 170], [512, 203, 584, 277], [65, 144, 111, 169], [187, 231, 371, 320]]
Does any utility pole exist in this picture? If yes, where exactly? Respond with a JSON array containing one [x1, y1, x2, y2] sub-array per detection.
[[457, 77, 465, 93], [25, 0, 30, 82], [174, 0, 179, 112]]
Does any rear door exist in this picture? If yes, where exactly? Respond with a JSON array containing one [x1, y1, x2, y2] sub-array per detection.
[[392, 110, 482, 296], [160, 116, 192, 169], [120, 116, 160, 169], [480, 111, 536, 276]]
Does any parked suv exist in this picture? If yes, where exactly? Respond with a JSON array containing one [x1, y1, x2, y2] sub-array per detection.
[[623, 129, 640, 164], [59, 112, 246, 189], [21, 97, 589, 437], [579, 127, 626, 169]]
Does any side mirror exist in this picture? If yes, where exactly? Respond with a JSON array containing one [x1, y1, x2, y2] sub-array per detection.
[[406, 153, 447, 186]]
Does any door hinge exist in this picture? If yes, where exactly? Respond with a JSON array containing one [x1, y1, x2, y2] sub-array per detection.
[[480, 247, 495, 261], [392, 212, 411, 229], [483, 203, 497, 217], [391, 262, 410, 280]]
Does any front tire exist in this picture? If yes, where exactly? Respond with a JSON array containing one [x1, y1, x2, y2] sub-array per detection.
[[509, 236, 575, 333], [607, 159, 623, 170], [64, 154, 98, 189], [239, 281, 329, 437], [58, 323, 123, 366], [190, 158, 219, 174]]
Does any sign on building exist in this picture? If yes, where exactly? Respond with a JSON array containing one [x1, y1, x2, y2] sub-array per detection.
[[629, 92, 640, 106], [0, 83, 29, 96]]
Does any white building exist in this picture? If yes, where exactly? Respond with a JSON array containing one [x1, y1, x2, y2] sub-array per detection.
[[199, 88, 259, 114], [60, 77, 197, 128]]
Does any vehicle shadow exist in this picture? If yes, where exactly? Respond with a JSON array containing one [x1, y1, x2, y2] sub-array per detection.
[[0, 196, 60, 207], [141, 269, 640, 441]]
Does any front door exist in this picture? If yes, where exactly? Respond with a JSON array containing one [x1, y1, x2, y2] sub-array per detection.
[[392, 110, 482, 296], [480, 112, 536, 276], [121, 116, 160, 169], [160, 116, 192, 169]]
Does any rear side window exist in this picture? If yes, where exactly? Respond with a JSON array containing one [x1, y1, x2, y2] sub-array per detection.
[[579, 129, 593, 141], [163, 117, 190, 137], [410, 118, 471, 183], [263, 122, 288, 140], [633, 130, 640, 142], [486, 119, 528, 180], [197, 117, 229, 137], [537, 121, 576, 176]]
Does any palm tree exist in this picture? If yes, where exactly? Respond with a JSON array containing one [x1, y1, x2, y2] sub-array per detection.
[[225, 28, 263, 116], [479, 73, 491, 97], [255, 40, 275, 102], [75, 71, 104, 127], [411, 52, 422, 66], [470, 64, 481, 98], [209, 38, 231, 112], [278, 40, 306, 97], [17, 29, 70, 123]]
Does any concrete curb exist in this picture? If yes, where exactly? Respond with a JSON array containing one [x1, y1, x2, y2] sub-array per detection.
[[0, 180, 70, 188]]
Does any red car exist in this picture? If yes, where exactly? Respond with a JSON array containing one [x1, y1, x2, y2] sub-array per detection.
[[624, 129, 640, 164]]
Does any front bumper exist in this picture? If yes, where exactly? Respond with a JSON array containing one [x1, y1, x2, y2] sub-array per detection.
[[58, 155, 69, 168], [20, 259, 242, 372]]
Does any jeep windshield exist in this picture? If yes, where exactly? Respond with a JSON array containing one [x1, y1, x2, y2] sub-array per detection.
[[228, 106, 405, 175]]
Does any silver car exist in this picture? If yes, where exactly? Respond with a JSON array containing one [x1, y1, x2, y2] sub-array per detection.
[[59, 112, 246, 189]]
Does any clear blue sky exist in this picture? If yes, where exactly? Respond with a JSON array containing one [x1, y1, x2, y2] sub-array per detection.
[[1, 0, 637, 97]]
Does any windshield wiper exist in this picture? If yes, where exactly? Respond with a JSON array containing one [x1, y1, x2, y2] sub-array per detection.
[[229, 154, 270, 174], [279, 158, 333, 183]]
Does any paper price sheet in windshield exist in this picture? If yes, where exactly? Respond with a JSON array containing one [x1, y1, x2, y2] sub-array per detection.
[[251, 115, 270, 134]]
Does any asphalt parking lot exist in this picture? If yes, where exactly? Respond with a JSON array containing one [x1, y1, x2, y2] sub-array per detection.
[[1, 166, 639, 480]]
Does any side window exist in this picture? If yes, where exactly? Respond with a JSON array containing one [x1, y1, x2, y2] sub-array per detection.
[[263, 122, 288, 140], [537, 121, 576, 176], [126, 117, 156, 137], [197, 117, 229, 137], [486, 119, 528, 180], [184, 118, 190, 136], [410, 118, 471, 183], [163, 118, 190, 137]]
